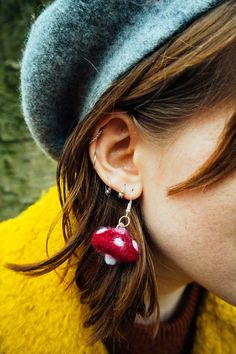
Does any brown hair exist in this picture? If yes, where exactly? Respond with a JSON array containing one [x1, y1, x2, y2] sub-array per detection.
[[6, 0, 236, 347]]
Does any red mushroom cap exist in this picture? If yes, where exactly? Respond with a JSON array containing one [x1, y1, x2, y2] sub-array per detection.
[[91, 226, 139, 263]]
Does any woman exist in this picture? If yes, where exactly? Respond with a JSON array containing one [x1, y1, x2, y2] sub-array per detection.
[[0, 0, 236, 353]]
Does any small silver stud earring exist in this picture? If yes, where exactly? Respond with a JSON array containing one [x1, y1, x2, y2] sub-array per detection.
[[105, 175, 112, 196], [118, 183, 126, 198]]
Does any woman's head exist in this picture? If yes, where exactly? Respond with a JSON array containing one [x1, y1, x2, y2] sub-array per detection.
[[91, 101, 235, 304], [6, 0, 236, 346], [87, 0, 235, 308]]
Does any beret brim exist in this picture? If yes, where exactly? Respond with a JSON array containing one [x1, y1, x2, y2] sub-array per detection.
[[20, 0, 222, 161]]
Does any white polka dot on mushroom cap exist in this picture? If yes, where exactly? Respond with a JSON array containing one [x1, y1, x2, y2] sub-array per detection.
[[132, 240, 138, 251], [95, 227, 109, 234], [114, 237, 125, 247]]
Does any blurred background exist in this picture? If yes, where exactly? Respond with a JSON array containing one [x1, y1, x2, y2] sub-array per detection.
[[0, 1, 56, 221]]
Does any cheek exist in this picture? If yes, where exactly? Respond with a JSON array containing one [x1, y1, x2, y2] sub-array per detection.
[[139, 104, 236, 301], [142, 185, 213, 265], [141, 170, 236, 303], [140, 104, 235, 268], [147, 193, 212, 251]]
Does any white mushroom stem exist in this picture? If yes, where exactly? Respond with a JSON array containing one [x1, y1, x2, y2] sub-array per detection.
[[104, 254, 117, 265]]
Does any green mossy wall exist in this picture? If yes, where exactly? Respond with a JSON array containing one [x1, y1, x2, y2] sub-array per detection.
[[0, 1, 57, 221]]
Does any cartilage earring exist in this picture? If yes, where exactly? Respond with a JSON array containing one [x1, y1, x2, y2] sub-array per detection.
[[91, 188, 139, 265], [89, 128, 103, 169], [105, 175, 112, 196]]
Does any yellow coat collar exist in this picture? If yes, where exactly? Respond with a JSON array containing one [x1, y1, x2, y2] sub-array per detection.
[[0, 184, 235, 353]]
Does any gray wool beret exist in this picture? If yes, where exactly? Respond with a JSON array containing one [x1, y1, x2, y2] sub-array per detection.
[[20, 0, 223, 161]]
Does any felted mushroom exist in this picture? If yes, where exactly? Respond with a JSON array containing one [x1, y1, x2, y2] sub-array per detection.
[[91, 226, 139, 265]]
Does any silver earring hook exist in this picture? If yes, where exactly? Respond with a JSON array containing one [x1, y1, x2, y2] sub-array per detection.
[[116, 187, 135, 228]]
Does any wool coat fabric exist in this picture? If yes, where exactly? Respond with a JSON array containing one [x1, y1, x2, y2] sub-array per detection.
[[0, 184, 236, 353]]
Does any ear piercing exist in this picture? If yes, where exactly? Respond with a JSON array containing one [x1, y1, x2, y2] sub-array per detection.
[[89, 130, 139, 265]]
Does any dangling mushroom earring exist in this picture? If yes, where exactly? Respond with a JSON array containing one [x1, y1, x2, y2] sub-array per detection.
[[91, 187, 139, 265], [89, 128, 139, 265]]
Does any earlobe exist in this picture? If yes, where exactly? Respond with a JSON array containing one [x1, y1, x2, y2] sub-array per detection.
[[88, 112, 143, 200]]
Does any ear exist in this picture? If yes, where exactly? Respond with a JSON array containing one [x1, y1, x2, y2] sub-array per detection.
[[88, 111, 143, 200]]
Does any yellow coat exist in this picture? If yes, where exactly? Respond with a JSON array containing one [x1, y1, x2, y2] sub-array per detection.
[[0, 184, 236, 353]]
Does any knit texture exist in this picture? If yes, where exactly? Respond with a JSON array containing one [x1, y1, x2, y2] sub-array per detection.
[[104, 282, 204, 354], [1, 184, 236, 353], [20, 0, 223, 161]]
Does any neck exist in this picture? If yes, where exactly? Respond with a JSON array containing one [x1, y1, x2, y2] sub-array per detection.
[[134, 284, 188, 325], [158, 284, 187, 321]]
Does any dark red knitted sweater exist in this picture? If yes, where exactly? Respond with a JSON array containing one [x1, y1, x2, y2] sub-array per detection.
[[103, 282, 205, 354]]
